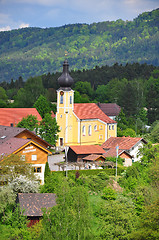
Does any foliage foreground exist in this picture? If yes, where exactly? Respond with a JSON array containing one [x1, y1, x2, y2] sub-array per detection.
[[0, 144, 159, 239]]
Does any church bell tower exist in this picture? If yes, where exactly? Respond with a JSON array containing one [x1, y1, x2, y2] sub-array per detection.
[[56, 60, 74, 147]]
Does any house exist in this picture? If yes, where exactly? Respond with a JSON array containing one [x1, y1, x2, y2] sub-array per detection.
[[0, 125, 52, 184], [0, 108, 42, 127], [17, 193, 56, 227], [67, 145, 105, 162], [56, 60, 117, 148], [0, 125, 51, 149], [102, 136, 147, 164], [97, 103, 121, 120], [103, 148, 132, 167]]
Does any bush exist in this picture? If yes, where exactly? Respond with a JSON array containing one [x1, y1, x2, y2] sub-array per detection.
[[101, 187, 117, 200]]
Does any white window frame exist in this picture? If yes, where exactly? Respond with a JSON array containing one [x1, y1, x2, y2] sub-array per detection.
[[32, 155, 37, 161]]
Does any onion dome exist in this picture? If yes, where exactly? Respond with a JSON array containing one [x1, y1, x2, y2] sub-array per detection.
[[58, 60, 74, 91]]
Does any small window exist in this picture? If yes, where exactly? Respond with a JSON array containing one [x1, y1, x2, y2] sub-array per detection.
[[94, 125, 97, 131], [82, 126, 86, 136], [60, 115, 62, 118], [112, 125, 114, 130], [32, 155, 37, 161], [34, 167, 41, 173], [60, 138, 63, 146], [88, 125, 92, 136], [99, 135, 103, 140], [100, 125, 103, 130], [60, 95, 63, 104], [70, 96, 72, 104], [109, 125, 111, 130]]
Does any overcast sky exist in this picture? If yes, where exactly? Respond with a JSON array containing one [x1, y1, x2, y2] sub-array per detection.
[[0, 0, 158, 31]]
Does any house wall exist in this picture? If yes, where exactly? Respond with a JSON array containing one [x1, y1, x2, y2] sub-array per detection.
[[16, 143, 48, 184], [129, 141, 144, 162]]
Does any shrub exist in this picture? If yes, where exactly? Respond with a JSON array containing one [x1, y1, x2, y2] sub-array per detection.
[[101, 187, 117, 200]]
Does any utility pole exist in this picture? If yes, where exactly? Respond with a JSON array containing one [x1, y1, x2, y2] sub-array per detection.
[[116, 145, 119, 179]]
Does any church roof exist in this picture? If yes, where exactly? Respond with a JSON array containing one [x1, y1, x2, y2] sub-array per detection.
[[74, 103, 116, 123]]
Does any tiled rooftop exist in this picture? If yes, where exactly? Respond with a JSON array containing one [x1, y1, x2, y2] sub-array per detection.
[[74, 103, 116, 124], [97, 103, 121, 116], [102, 136, 147, 150], [17, 193, 56, 216], [0, 108, 42, 127], [0, 137, 30, 155], [83, 154, 105, 161], [69, 145, 105, 155]]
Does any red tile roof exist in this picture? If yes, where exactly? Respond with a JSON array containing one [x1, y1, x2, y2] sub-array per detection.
[[103, 148, 132, 158], [97, 103, 121, 116], [0, 108, 42, 127], [102, 137, 147, 150], [83, 154, 105, 161], [69, 145, 105, 155], [74, 103, 116, 123]]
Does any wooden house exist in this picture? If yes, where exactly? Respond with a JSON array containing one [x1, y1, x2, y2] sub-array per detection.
[[67, 145, 105, 163], [0, 125, 52, 184]]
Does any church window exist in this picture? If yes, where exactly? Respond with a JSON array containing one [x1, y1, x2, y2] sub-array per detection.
[[112, 125, 114, 130], [94, 125, 97, 131], [70, 96, 72, 104], [100, 125, 103, 130], [82, 126, 86, 135], [60, 95, 63, 104], [109, 125, 111, 130], [88, 125, 92, 136]]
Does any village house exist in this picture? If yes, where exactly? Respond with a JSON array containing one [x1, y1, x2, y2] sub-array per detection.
[[103, 148, 132, 167], [56, 60, 117, 148], [102, 136, 147, 165], [17, 193, 56, 227], [0, 125, 52, 184]]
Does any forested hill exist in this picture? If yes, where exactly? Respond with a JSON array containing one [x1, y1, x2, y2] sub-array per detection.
[[0, 8, 159, 83]]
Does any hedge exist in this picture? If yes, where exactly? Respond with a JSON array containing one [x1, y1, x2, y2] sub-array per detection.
[[52, 167, 125, 177]]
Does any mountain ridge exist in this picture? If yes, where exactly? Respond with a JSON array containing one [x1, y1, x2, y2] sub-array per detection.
[[0, 8, 158, 82]]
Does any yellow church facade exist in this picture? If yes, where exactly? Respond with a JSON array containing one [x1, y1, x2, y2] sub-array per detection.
[[56, 60, 117, 148]]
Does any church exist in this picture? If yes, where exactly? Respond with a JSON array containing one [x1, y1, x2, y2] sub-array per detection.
[[56, 60, 117, 148]]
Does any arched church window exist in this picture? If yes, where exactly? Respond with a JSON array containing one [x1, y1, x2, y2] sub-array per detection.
[[82, 125, 86, 135], [70, 95, 72, 104], [60, 95, 63, 104], [88, 125, 92, 136]]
